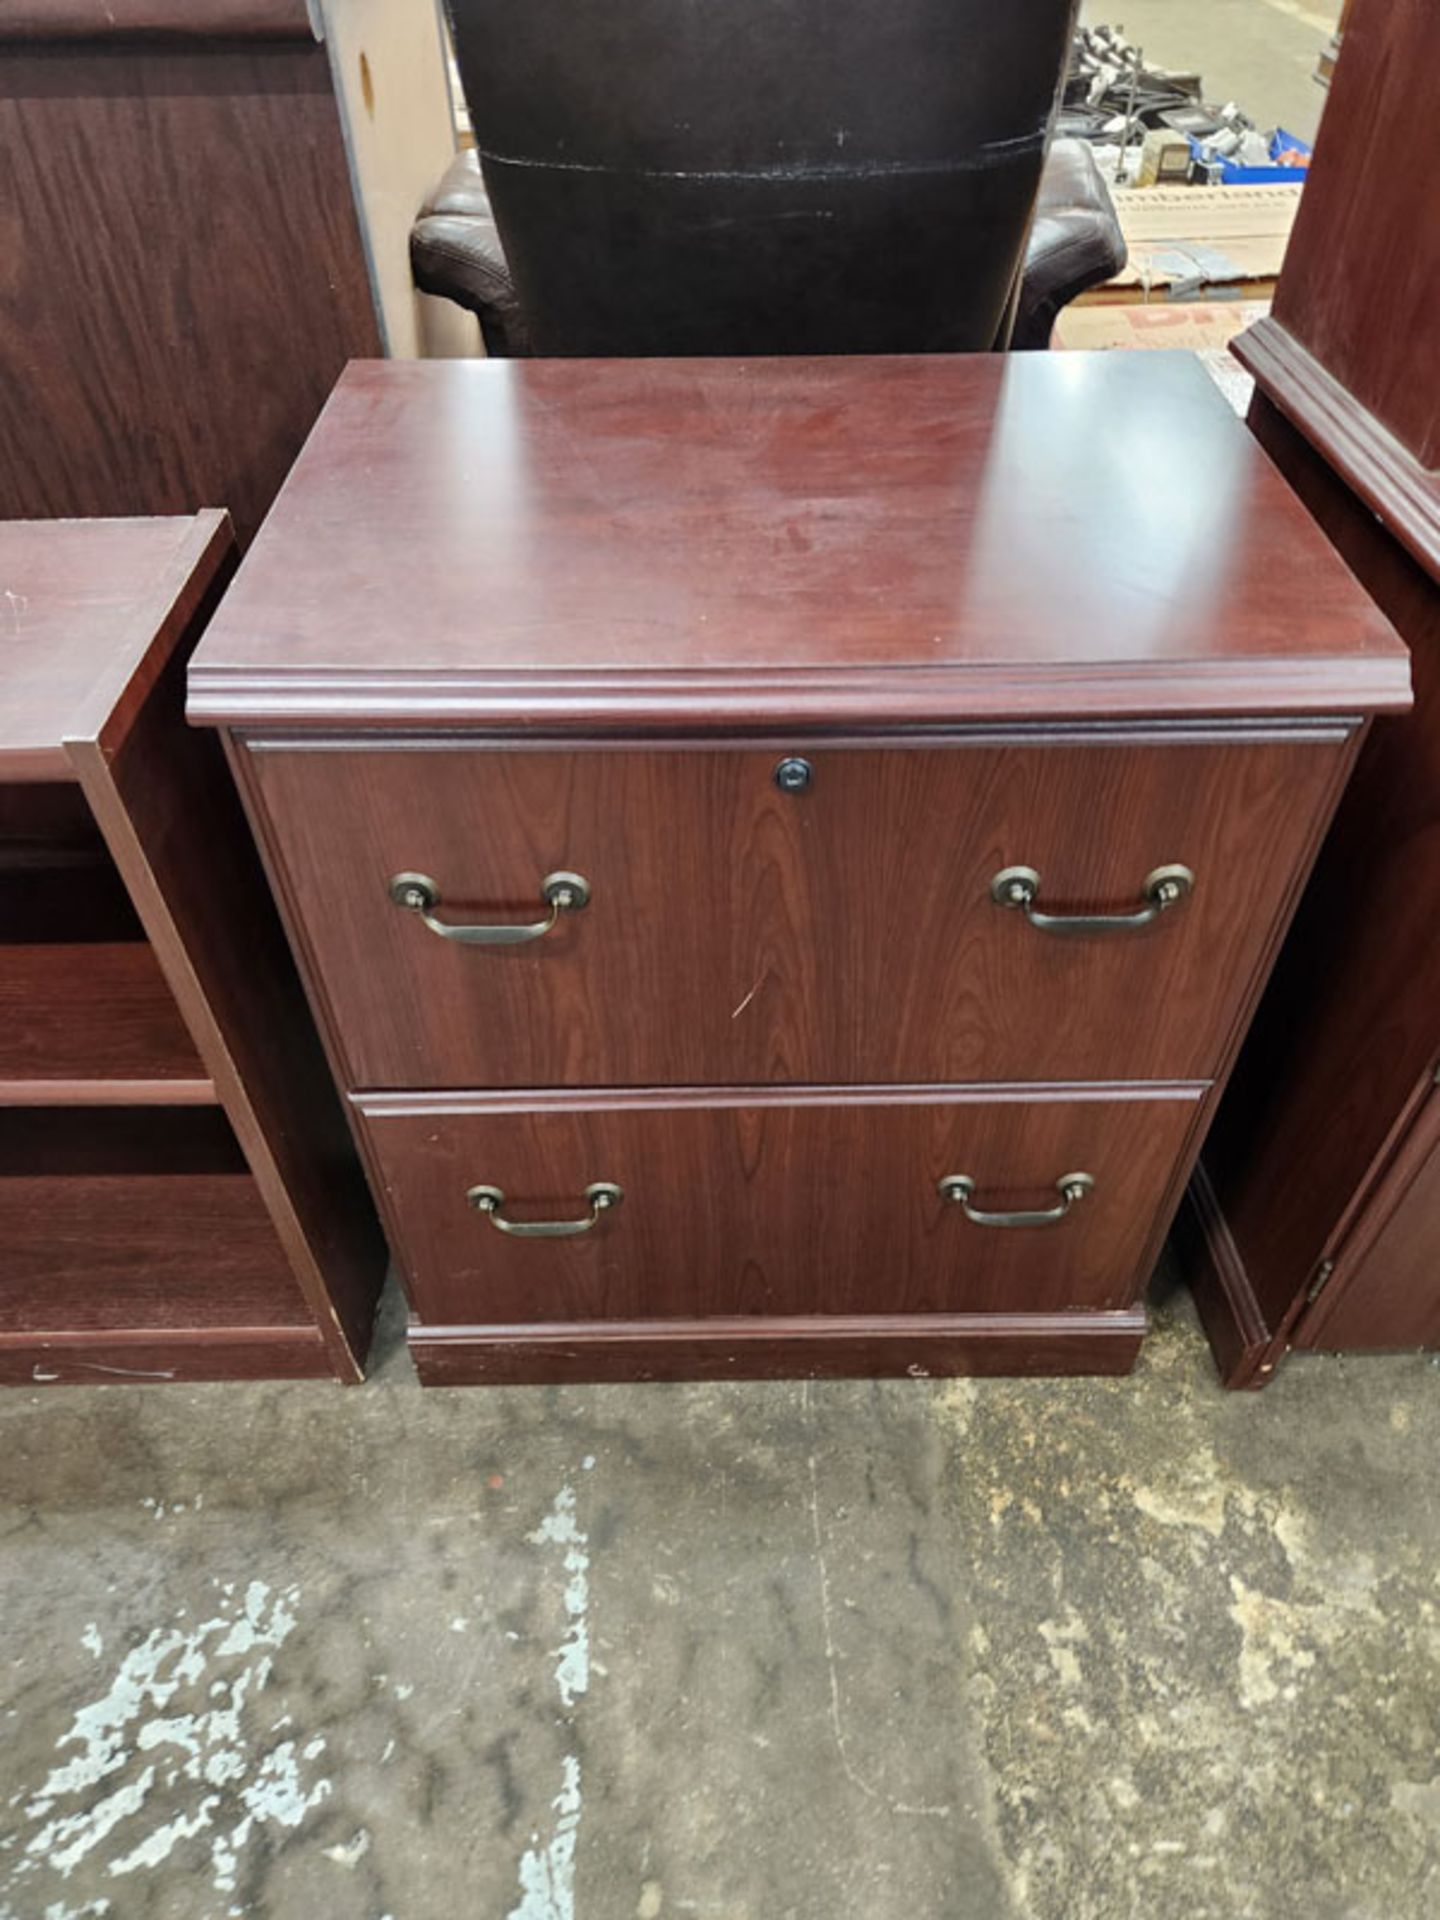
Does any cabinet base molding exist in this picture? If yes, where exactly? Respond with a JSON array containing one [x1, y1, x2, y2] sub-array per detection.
[[408, 1309, 1148, 1386], [1175, 1162, 1276, 1390], [0, 1326, 334, 1388]]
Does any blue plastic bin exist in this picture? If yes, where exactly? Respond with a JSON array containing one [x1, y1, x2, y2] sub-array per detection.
[[1188, 126, 1313, 185]]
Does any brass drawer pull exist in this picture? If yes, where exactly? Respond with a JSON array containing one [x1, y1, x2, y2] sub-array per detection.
[[389, 870, 589, 945], [990, 863, 1193, 935], [467, 1180, 622, 1237], [938, 1171, 1094, 1228]]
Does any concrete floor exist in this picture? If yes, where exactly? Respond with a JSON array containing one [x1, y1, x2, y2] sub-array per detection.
[[1081, 0, 1342, 144], [3, 1272, 1440, 1920]]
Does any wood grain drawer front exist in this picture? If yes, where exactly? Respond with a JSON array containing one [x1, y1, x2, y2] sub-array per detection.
[[248, 737, 1347, 1089], [357, 1085, 1203, 1325]]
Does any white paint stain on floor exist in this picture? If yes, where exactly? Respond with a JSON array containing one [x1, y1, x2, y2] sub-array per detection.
[[508, 1466, 594, 1920], [526, 1483, 591, 1711], [0, 1900, 112, 1920], [2, 1582, 330, 1908], [508, 1756, 583, 1920]]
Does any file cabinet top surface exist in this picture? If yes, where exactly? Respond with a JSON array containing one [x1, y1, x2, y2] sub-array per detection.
[[187, 353, 1408, 731]]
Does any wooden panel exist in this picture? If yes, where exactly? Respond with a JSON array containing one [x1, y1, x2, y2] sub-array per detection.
[[0, 943, 210, 1096], [0, 40, 381, 546], [1300, 1092, 1440, 1352], [0, 1108, 311, 1334], [63, 518, 388, 1379], [187, 354, 1409, 730], [1268, 0, 1440, 469], [357, 1083, 1203, 1325], [248, 733, 1351, 1089], [1196, 396, 1440, 1345], [409, 1309, 1148, 1385]]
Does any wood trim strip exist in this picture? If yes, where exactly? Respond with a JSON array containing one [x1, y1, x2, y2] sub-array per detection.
[[0, 1322, 322, 1350], [409, 1307, 1149, 1385], [240, 718, 1365, 753], [0, 1078, 217, 1107], [355, 1081, 1210, 1118], [1235, 316, 1440, 583], [0, 1, 317, 41], [187, 653, 1414, 733], [1174, 1161, 1273, 1390]]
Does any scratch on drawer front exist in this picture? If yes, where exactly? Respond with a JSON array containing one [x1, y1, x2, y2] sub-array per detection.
[[730, 975, 764, 1020]]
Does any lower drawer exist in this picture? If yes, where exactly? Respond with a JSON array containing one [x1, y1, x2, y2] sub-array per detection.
[[357, 1084, 1204, 1327]]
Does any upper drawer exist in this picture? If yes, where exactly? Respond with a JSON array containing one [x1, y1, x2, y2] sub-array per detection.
[[244, 734, 1348, 1089]]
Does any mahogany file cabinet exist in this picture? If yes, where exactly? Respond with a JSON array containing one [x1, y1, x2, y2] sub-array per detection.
[[0, 515, 385, 1383], [187, 353, 1409, 1384]]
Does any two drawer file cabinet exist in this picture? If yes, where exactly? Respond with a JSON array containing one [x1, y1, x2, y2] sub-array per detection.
[[188, 352, 1409, 1383]]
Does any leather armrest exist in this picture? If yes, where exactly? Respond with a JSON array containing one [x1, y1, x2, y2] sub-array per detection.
[[1013, 138, 1128, 350], [421, 148, 495, 221], [410, 190, 529, 358]]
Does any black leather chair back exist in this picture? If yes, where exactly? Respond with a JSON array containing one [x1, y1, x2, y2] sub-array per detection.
[[445, 0, 1080, 355]]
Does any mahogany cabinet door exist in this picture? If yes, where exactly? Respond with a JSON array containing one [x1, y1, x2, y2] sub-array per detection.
[[244, 734, 1347, 1089], [356, 1084, 1203, 1324]]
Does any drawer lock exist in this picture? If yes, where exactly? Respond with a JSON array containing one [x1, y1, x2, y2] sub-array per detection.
[[389, 870, 590, 945], [467, 1180, 623, 1238], [990, 863, 1193, 935], [938, 1171, 1094, 1228]]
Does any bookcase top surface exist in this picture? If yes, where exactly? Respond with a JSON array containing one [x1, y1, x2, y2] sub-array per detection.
[[1, 514, 226, 781]]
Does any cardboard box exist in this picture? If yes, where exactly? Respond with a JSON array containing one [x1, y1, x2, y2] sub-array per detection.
[[1054, 299, 1271, 351], [1082, 183, 1303, 304]]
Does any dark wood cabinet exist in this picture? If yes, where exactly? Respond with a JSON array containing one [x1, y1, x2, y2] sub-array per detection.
[[0, 516, 386, 1384], [1179, 0, 1440, 1385], [0, 0, 466, 545], [189, 352, 1407, 1384]]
